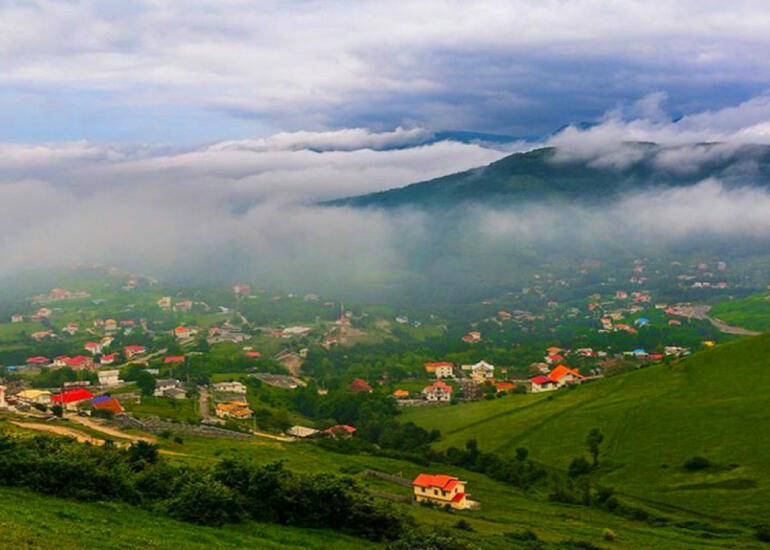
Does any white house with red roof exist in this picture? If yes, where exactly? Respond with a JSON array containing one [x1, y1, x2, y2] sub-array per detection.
[[174, 325, 196, 339], [100, 353, 118, 365], [412, 474, 475, 510], [85, 341, 103, 354], [529, 375, 559, 393], [422, 381, 452, 402], [462, 331, 482, 343]]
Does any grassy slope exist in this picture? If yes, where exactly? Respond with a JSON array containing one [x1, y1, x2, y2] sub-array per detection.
[[3, 417, 761, 548], [0, 487, 375, 550], [711, 293, 770, 332], [402, 334, 770, 525]]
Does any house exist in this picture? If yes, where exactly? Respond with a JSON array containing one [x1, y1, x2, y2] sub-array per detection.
[[53, 355, 70, 367], [495, 381, 516, 392], [98, 369, 122, 387], [545, 353, 564, 364], [462, 331, 482, 343], [157, 297, 171, 309], [91, 395, 124, 415], [124, 345, 146, 359], [286, 425, 319, 438], [100, 353, 118, 365], [164, 355, 185, 364], [104, 319, 118, 332], [233, 283, 251, 295], [498, 311, 512, 321], [324, 424, 356, 439], [212, 381, 247, 394], [31, 330, 54, 341], [62, 322, 80, 335], [26, 356, 51, 366], [464, 360, 495, 381], [423, 381, 452, 402], [349, 378, 373, 393], [17, 389, 52, 405], [11, 314, 23, 323], [66, 355, 93, 370], [412, 474, 473, 510], [174, 300, 193, 312], [548, 365, 584, 387], [154, 379, 184, 398], [173, 325, 195, 339], [425, 361, 453, 374], [245, 351, 262, 358], [392, 389, 410, 399], [0, 385, 6, 409], [434, 363, 455, 379], [529, 376, 559, 392], [51, 388, 95, 411], [85, 341, 103, 354], [215, 401, 252, 419], [461, 380, 482, 401], [634, 317, 650, 327]]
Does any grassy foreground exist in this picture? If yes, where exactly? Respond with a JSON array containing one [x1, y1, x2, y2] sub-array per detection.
[[0, 486, 377, 550]]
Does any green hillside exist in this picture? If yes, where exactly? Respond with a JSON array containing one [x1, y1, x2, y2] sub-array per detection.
[[402, 334, 770, 525], [711, 293, 770, 332], [326, 144, 770, 209], [0, 486, 375, 550]]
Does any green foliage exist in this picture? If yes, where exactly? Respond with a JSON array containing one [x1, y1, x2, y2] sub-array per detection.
[[586, 428, 604, 467], [136, 371, 156, 396]]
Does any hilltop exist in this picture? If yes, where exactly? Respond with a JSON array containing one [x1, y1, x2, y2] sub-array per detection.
[[402, 333, 770, 525], [325, 143, 770, 210]]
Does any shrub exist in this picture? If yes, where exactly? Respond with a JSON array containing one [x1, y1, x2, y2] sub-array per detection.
[[603, 528, 617, 540], [167, 477, 240, 526], [755, 523, 770, 543], [568, 457, 592, 477], [683, 456, 711, 471], [453, 519, 474, 531]]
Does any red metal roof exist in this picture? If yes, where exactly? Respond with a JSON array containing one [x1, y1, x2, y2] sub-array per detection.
[[530, 376, 555, 385], [52, 388, 94, 404], [412, 474, 461, 491], [164, 356, 185, 363], [451, 492, 467, 502]]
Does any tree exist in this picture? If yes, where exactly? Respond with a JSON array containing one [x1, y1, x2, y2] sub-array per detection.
[[586, 428, 604, 467], [136, 371, 156, 396]]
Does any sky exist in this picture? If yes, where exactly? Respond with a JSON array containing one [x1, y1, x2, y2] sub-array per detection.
[[2, 0, 770, 143], [3, 1, 770, 296]]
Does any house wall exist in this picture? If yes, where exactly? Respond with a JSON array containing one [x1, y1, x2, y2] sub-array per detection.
[[413, 482, 468, 509]]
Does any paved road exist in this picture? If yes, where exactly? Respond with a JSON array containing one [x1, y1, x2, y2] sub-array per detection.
[[674, 304, 760, 336]]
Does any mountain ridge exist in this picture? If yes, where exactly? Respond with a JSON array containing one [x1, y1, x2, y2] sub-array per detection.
[[324, 143, 770, 210]]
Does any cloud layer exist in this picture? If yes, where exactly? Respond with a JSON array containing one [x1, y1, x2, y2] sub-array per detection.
[[2, 1, 770, 141]]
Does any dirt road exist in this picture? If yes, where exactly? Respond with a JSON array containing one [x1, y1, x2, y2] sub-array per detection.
[[9, 420, 121, 446], [68, 416, 156, 443]]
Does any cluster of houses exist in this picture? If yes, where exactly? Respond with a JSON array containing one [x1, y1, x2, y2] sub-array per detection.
[[3, 386, 125, 416]]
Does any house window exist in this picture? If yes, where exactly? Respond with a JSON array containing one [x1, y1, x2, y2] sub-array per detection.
[[434, 489, 439, 496]]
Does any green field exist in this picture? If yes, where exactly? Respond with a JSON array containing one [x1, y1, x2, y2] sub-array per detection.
[[0, 486, 376, 550], [711, 293, 770, 332], [402, 334, 770, 526]]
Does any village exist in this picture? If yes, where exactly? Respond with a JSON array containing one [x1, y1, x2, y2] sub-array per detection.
[[0, 257, 756, 530]]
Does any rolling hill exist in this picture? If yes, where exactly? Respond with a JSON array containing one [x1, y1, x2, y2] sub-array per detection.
[[325, 143, 770, 210], [401, 333, 770, 526], [711, 293, 770, 332]]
